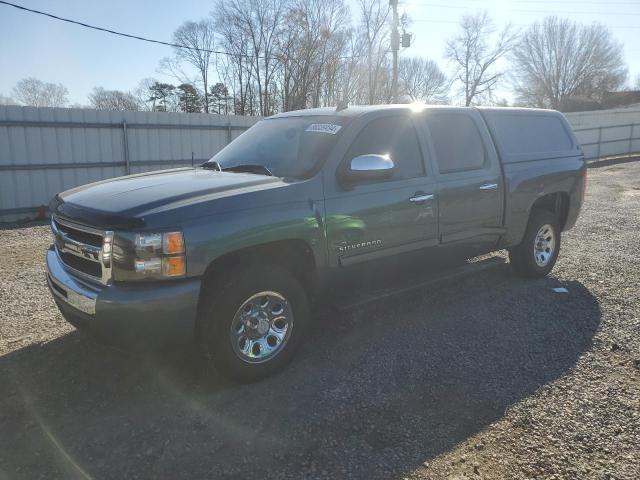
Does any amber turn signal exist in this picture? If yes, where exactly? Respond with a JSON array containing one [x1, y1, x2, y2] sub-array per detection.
[[163, 231, 185, 254], [162, 256, 186, 277]]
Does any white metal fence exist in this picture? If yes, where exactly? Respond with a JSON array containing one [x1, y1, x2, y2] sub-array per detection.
[[0, 106, 259, 221], [565, 107, 640, 161], [1, 105, 639, 222]]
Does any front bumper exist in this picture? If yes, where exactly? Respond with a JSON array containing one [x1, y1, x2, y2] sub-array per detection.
[[46, 246, 201, 349]]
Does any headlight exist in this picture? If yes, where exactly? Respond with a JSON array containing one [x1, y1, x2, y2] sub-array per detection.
[[133, 231, 186, 278]]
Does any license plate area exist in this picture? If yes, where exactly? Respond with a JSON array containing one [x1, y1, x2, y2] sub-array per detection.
[[47, 272, 97, 315]]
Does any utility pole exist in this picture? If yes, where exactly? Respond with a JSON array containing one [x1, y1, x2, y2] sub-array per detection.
[[390, 0, 400, 103]]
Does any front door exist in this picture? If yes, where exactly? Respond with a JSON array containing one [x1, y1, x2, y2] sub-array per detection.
[[324, 114, 438, 267]]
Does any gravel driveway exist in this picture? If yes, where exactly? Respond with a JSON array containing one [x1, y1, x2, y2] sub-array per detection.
[[0, 160, 638, 480]]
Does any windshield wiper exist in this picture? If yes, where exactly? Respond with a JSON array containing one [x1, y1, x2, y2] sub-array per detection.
[[222, 164, 273, 176], [201, 161, 222, 171]]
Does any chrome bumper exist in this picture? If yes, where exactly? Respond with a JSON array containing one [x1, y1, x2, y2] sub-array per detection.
[[46, 247, 99, 315], [46, 245, 201, 349]]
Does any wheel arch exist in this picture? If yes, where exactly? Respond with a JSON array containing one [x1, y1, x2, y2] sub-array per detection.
[[196, 239, 317, 324], [529, 192, 570, 230]]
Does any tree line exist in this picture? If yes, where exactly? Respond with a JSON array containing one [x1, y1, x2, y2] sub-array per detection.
[[1, 3, 635, 114]]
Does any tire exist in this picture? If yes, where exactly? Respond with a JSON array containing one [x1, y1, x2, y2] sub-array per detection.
[[199, 263, 309, 382], [508, 209, 561, 278]]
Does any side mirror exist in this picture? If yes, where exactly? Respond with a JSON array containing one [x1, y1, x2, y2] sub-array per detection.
[[344, 154, 394, 182]]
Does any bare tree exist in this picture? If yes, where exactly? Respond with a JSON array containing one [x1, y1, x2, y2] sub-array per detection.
[[213, 5, 255, 115], [634, 73, 640, 90], [310, 0, 351, 107], [511, 17, 627, 110], [398, 57, 449, 104], [132, 77, 158, 111], [158, 55, 195, 88], [324, 29, 364, 106], [445, 12, 517, 106], [88, 87, 141, 111], [12, 77, 69, 107], [158, 0, 455, 113], [213, 0, 288, 116], [276, 0, 350, 110], [171, 19, 216, 113], [357, 0, 391, 104], [207, 0, 446, 112]]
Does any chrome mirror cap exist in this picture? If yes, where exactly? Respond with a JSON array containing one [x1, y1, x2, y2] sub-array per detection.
[[339, 154, 395, 186], [350, 154, 394, 172]]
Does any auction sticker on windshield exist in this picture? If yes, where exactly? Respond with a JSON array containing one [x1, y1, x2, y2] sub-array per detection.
[[305, 124, 342, 134]]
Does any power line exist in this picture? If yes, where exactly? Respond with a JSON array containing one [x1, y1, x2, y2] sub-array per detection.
[[442, 0, 640, 4], [0, 1, 234, 55], [510, 9, 640, 17], [0, 1, 376, 60], [2, 0, 637, 66], [414, 2, 640, 16], [411, 18, 640, 29], [407, 2, 640, 17], [466, 0, 639, 4]]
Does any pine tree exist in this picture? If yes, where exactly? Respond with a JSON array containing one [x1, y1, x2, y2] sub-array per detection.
[[177, 83, 203, 113]]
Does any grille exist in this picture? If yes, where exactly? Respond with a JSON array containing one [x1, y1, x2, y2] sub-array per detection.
[[59, 251, 103, 278], [53, 218, 102, 247], [52, 216, 110, 283]]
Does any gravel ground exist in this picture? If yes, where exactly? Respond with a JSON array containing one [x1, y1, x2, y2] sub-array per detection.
[[0, 160, 639, 480]]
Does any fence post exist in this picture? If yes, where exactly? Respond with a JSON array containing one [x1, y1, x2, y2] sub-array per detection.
[[227, 121, 232, 145], [596, 126, 602, 159], [122, 120, 131, 175], [629, 124, 635, 155]]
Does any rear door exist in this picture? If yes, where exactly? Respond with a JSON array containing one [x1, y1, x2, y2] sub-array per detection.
[[418, 109, 504, 248], [324, 113, 438, 267]]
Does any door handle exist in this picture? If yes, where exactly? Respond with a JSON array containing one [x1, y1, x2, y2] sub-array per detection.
[[409, 193, 434, 203], [479, 183, 498, 190]]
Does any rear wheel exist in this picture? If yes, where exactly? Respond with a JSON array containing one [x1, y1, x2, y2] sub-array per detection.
[[199, 264, 309, 382], [509, 209, 561, 278]]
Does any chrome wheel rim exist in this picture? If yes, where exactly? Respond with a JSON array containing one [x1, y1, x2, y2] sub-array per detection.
[[533, 224, 556, 267], [230, 291, 293, 364]]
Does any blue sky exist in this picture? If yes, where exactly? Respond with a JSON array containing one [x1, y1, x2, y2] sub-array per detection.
[[0, 0, 638, 105]]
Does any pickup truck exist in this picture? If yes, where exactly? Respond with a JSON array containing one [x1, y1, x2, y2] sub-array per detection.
[[46, 104, 586, 381]]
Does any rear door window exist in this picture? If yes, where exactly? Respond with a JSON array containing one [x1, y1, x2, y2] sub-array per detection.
[[424, 114, 486, 174], [345, 115, 425, 180]]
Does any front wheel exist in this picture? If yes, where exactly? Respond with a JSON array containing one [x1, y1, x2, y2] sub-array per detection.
[[199, 264, 310, 382], [509, 210, 561, 278]]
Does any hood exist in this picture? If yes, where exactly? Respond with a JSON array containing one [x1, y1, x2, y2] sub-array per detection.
[[52, 168, 287, 228]]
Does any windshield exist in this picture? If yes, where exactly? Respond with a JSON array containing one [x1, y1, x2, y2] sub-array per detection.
[[206, 116, 348, 179]]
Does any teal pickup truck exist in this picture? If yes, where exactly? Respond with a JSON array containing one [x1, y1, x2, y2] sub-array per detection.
[[47, 104, 586, 381]]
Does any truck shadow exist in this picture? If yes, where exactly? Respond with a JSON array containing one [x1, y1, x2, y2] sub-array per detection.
[[0, 264, 600, 480]]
